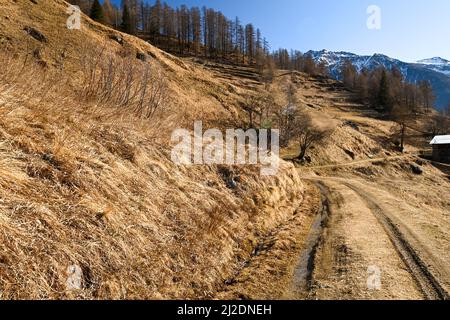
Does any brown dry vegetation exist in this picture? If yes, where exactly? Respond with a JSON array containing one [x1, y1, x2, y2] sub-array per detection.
[[2, 0, 449, 301], [0, 0, 305, 299], [285, 72, 450, 299], [213, 67, 450, 299], [215, 182, 321, 300]]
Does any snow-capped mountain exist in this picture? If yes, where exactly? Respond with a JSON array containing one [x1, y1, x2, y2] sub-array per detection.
[[417, 57, 450, 65], [306, 50, 450, 110], [307, 50, 409, 79], [416, 57, 450, 77]]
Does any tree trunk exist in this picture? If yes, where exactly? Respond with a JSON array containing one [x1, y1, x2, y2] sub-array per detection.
[[400, 124, 405, 153], [296, 146, 306, 161]]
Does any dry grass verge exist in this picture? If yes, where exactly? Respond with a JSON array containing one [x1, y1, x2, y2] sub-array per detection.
[[0, 43, 304, 299], [215, 182, 320, 300]]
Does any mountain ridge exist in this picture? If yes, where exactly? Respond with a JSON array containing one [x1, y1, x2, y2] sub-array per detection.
[[417, 57, 450, 65], [306, 50, 450, 110]]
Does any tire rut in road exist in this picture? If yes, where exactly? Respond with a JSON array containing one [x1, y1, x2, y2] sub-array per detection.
[[343, 182, 449, 300], [290, 181, 331, 296]]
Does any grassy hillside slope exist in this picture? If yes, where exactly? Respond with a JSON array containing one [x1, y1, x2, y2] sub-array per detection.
[[0, 0, 304, 299]]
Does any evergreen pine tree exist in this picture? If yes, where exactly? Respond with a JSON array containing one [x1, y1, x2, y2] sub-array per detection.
[[377, 69, 391, 112], [89, 0, 104, 23], [121, 4, 132, 34]]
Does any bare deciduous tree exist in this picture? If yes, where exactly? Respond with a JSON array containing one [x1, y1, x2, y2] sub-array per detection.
[[419, 80, 435, 113], [390, 104, 415, 152], [79, 48, 168, 119], [293, 115, 331, 161], [427, 111, 449, 136], [279, 106, 332, 160]]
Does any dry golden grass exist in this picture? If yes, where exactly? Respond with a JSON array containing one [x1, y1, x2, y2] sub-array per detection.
[[215, 182, 320, 300], [0, 1, 305, 299], [0, 0, 260, 129]]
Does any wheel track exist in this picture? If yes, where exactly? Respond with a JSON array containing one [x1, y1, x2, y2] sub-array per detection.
[[290, 181, 331, 296], [340, 182, 449, 300], [302, 176, 449, 300]]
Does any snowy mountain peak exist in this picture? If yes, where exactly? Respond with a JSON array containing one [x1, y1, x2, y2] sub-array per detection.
[[306, 50, 450, 110], [372, 53, 389, 59], [417, 57, 450, 65]]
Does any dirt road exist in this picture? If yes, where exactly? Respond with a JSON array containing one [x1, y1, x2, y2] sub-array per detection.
[[304, 153, 419, 170], [287, 176, 450, 300]]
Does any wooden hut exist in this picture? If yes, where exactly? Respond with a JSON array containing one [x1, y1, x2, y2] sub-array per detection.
[[430, 135, 450, 163]]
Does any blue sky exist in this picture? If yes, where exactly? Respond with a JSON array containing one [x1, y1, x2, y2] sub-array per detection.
[[111, 0, 450, 62]]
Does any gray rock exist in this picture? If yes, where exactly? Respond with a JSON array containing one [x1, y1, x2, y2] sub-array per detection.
[[24, 26, 47, 43], [344, 149, 355, 160], [109, 34, 123, 45], [411, 164, 423, 175], [136, 52, 146, 61]]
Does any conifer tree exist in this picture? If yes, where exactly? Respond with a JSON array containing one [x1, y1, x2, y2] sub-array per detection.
[[377, 69, 391, 112], [121, 3, 133, 34], [89, 0, 104, 23]]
